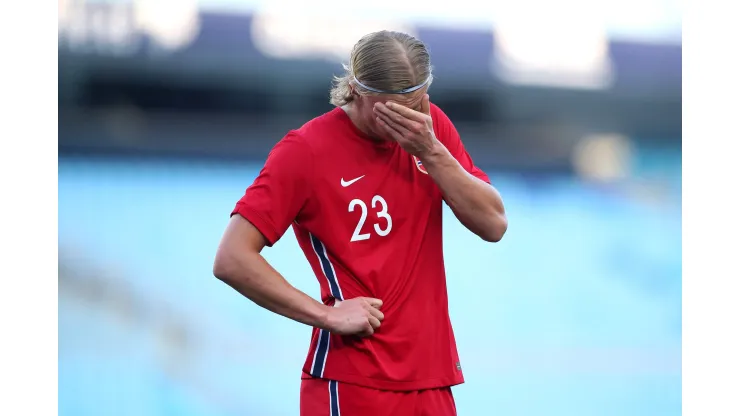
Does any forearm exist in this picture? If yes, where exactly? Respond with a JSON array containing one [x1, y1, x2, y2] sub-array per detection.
[[421, 144, 507, 241], [214, 249, 331, 329]]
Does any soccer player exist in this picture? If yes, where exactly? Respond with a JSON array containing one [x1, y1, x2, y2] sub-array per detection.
[[213, 30, 508, 416]]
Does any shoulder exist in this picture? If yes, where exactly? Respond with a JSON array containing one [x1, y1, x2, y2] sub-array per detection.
[[273, 108, 342, 155], [269, 108, 346, 170], [266, 129, 314, 175], [271, 130, 310, 158], [294, 107, 346, 145]]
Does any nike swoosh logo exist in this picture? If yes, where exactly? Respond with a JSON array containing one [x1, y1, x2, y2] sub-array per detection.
[[341, 175, 365, 187]]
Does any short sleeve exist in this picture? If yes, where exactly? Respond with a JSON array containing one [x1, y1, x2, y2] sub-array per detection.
[[431, 104, 491, 184], [231, 132, 313, 246]]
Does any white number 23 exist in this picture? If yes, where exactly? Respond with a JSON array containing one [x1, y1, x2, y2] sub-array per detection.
[[348, 195, 392, 242]]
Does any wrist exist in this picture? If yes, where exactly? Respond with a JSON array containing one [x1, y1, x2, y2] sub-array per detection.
[[315, 303, 334, 331], [419, 141, 451, 167]]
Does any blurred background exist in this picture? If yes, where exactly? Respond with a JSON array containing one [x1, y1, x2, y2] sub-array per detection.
[[58, 0, 681, 415]]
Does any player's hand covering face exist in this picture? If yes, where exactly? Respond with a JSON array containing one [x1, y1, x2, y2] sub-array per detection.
[[373, 94, 440, 158]]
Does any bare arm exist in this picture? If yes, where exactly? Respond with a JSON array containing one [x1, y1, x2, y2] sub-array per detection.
[[213, 215, 331, 328], [213, 215, 384, 335], [421, 145, 508, 242]]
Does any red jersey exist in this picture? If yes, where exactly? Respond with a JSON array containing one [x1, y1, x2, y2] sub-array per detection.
[[231, 103, 490, 391]]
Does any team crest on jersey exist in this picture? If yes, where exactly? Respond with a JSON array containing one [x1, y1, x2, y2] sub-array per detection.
[[413, 155, 428, 174]]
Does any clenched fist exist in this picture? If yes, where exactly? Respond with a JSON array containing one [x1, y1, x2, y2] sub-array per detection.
[[325, 297, 384, 337]]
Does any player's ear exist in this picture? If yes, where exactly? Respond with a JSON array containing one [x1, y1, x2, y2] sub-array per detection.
[[350, 86, 359, 98]]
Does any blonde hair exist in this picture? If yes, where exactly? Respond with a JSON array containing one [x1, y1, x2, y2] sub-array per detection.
[[329, 30, 433, 107]]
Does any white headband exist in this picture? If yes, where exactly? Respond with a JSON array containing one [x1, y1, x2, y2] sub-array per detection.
[[353, 75, 432, 94]]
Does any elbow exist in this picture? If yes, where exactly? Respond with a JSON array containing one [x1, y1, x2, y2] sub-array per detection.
[[480, 214, 508, 243], [212, 258, 229, 282], [213, 245, 261, 284], [213, 250, 236, 283]]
